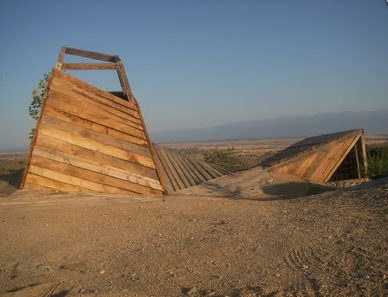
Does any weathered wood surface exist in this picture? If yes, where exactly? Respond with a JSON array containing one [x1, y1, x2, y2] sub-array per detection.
[[22, 68, 163, 195], [153, 145, 230, 194], [262, 129, 368, 182]]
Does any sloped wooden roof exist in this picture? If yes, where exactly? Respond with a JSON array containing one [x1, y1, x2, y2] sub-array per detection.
[[261, 129, 362, 167], [261, 129, 368, 183]]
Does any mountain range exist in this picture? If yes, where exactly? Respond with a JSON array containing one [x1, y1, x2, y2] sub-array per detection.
[[151, 110, 388, 143]]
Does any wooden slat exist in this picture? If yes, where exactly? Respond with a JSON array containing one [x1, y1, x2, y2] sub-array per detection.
[[50, 76, 141, 120], [54, 69, 137, 110], [64, 47, 116, 62], [33, 146, 162, 191], [46, 96, 146, 140], [159, 148, 186, 190], [361, 132, 369, 177], [44, 106, 147, 146], [49, 86, 143, 129], [179, 154, 207, 183], [29, 164, 133, 194], [62, 63, 117, 70], [197, 159, 225, 178], [185, 156, 213, 181], [36, 135, 158, 180], [39, 118, 155, 169], [172, 152, 198, 186], [25, 173, 93, 193], [41, 115, 150, 158], [24, 182, 54, 191], [152, 149, 175, 193], [30, 156, 161, 195], [165, 149, 192, 188], [154, 147, 180, 191]]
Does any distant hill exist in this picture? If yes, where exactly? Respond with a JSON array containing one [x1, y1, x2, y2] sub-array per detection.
[[151, 110, 388, 143]]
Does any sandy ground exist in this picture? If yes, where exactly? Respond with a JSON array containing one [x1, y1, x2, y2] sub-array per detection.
[[1, 137, 388, 296], [1, 179, 388, 297]]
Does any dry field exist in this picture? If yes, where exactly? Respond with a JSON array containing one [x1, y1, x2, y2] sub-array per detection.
[[0, 135, 388, 296]]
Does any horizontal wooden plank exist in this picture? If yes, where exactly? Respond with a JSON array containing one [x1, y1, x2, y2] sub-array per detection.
[[49, 85, 143, 129], [64, 47, 116, 62], [39, 118, 156, 169], [33, 146, 162, 191], [35, 135, 159, 180], [29, 157, 136, 194], [42, 115, 151, 158], [53, 69, 137, 110], [24, 181, 54, 191], [30, 155, 162, 195], [44, 106, 147, 146], [25, 173, 93, 193], [62, 63, 117, 70], [50, 76, 141, 120], [45, 96, 146, 140], [28, 164, 130, 194]]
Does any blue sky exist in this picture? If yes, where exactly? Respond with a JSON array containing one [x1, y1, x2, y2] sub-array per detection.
[[0, 0, 387, 151]]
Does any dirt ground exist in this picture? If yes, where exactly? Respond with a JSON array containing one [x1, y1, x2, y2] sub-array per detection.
[[1, 136, 388, 296], [1, 180, 388, 297]]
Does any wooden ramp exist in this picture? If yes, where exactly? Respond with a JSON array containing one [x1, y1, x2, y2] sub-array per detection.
[[153, 145, 231, 194], [261, 129, 369, 183], [21, 47, 229, 195]]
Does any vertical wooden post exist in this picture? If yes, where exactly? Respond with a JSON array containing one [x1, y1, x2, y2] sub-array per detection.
[[360, 129, 369, 178], [354, 142, 361, 179]]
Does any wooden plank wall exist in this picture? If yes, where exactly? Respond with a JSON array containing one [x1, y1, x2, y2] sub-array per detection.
[[153, 145, 231, 193], [268, 132, 361, 183], [22, 68, 163, 195]]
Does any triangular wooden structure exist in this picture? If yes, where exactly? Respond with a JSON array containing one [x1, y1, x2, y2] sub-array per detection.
[[21, 47, 228, 194], [261, 129, 369, 183]]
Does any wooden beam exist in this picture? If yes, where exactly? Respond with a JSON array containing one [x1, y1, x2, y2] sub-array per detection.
[[61, 63, 117, 70], [360, 130, 369, 178], [58, 47, 66, 63], [354, 142, 361, 179], [116, 62, 134, 100], [64, 47, 116, 62]]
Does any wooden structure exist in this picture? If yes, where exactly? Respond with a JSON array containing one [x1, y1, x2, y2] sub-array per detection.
[[261, 129, 368, 183], [21, 47, 228, 194], [154, 145, 231, 194]]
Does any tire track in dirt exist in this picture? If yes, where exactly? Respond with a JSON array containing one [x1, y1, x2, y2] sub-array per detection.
[[281, 248, 324, 297]]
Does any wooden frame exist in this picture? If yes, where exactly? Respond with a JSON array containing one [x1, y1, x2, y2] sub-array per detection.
[[22, 47, 167, 194], [56, 46, 135, 100]]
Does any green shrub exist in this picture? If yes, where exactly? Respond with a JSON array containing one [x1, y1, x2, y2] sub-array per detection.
[[204, 148, 260, 172], [367, 146, 388, 179]]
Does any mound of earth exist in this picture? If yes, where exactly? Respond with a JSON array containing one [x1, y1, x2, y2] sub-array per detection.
[[175, 167, 329, 199]]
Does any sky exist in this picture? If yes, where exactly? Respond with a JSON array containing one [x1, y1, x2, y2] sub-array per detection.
[[0, 0, 387, 151]]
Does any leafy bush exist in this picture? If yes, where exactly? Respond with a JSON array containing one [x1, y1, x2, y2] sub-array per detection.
[[204, 148, 261, 172], [28, 72, 50, 138], [367, 145, 388, 179]]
